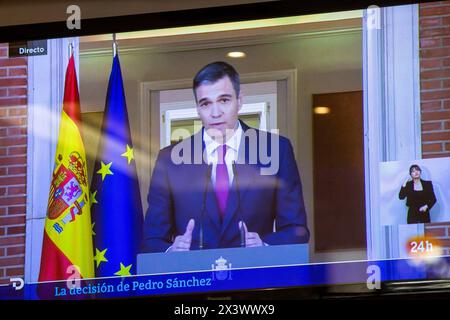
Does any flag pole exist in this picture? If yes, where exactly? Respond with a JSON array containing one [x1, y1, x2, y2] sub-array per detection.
[[68, 41, 74, 59], [112, 33, 118, 57]]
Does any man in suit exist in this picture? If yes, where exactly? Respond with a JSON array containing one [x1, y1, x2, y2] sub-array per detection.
[[141, 61, 309, 252]]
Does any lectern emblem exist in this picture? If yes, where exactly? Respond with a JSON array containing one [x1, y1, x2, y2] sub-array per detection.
[[211, 256, 232, 281]]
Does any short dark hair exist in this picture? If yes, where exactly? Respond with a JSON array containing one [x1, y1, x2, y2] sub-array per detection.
[[409, 164, 421, 175], [193, 61, 240, 101]]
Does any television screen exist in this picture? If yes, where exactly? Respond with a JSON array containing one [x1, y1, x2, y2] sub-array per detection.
[[1, 0, 450, 304]]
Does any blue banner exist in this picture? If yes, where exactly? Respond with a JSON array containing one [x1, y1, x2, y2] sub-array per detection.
[[2, 256, 450, 300]]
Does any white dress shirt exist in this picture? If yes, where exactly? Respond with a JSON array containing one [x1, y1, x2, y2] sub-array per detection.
[[203, 121, 243, 187], [166, 121, 269, 251], [165, 122, 243, 252]]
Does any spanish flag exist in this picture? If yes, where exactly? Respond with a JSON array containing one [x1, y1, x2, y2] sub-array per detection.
[[38, 54, 94, 282]]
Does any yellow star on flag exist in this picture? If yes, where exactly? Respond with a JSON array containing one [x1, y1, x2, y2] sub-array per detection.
[[93, 248, 108, 268], [121, 145, 135, 165], [91, 222, 96, 236], [97, 161, 113, 181], [114, 263, 132, 277], [90, 190, 98, 206]]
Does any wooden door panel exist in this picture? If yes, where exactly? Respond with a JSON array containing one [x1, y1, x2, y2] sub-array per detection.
[[312, 91, 366, 251]]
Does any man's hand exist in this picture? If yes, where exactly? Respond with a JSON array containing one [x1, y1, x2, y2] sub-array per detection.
[[168, 219, 195, 252], [239, 221, 264, 247], [419, 205, 428, 212]]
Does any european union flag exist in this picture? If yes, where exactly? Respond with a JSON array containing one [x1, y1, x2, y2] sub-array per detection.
[[90, 54, 143, 277]]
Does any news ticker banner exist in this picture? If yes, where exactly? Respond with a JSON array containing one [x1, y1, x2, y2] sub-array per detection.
[[1, 255, 450, 300]]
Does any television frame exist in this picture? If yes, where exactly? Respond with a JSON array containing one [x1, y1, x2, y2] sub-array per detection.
[[1, 0, 449, 300]]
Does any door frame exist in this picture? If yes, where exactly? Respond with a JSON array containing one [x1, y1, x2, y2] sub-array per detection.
[[363, 4, 421, 259]]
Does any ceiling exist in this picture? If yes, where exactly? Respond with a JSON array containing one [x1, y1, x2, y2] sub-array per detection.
[[79, 10, 363, 55]]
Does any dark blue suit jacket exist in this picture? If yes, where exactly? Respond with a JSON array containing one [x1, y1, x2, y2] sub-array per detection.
[[141, 121, 309, 252]]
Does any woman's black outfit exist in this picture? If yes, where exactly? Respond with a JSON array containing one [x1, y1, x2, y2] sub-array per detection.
[[399, 179, 437, 224]]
